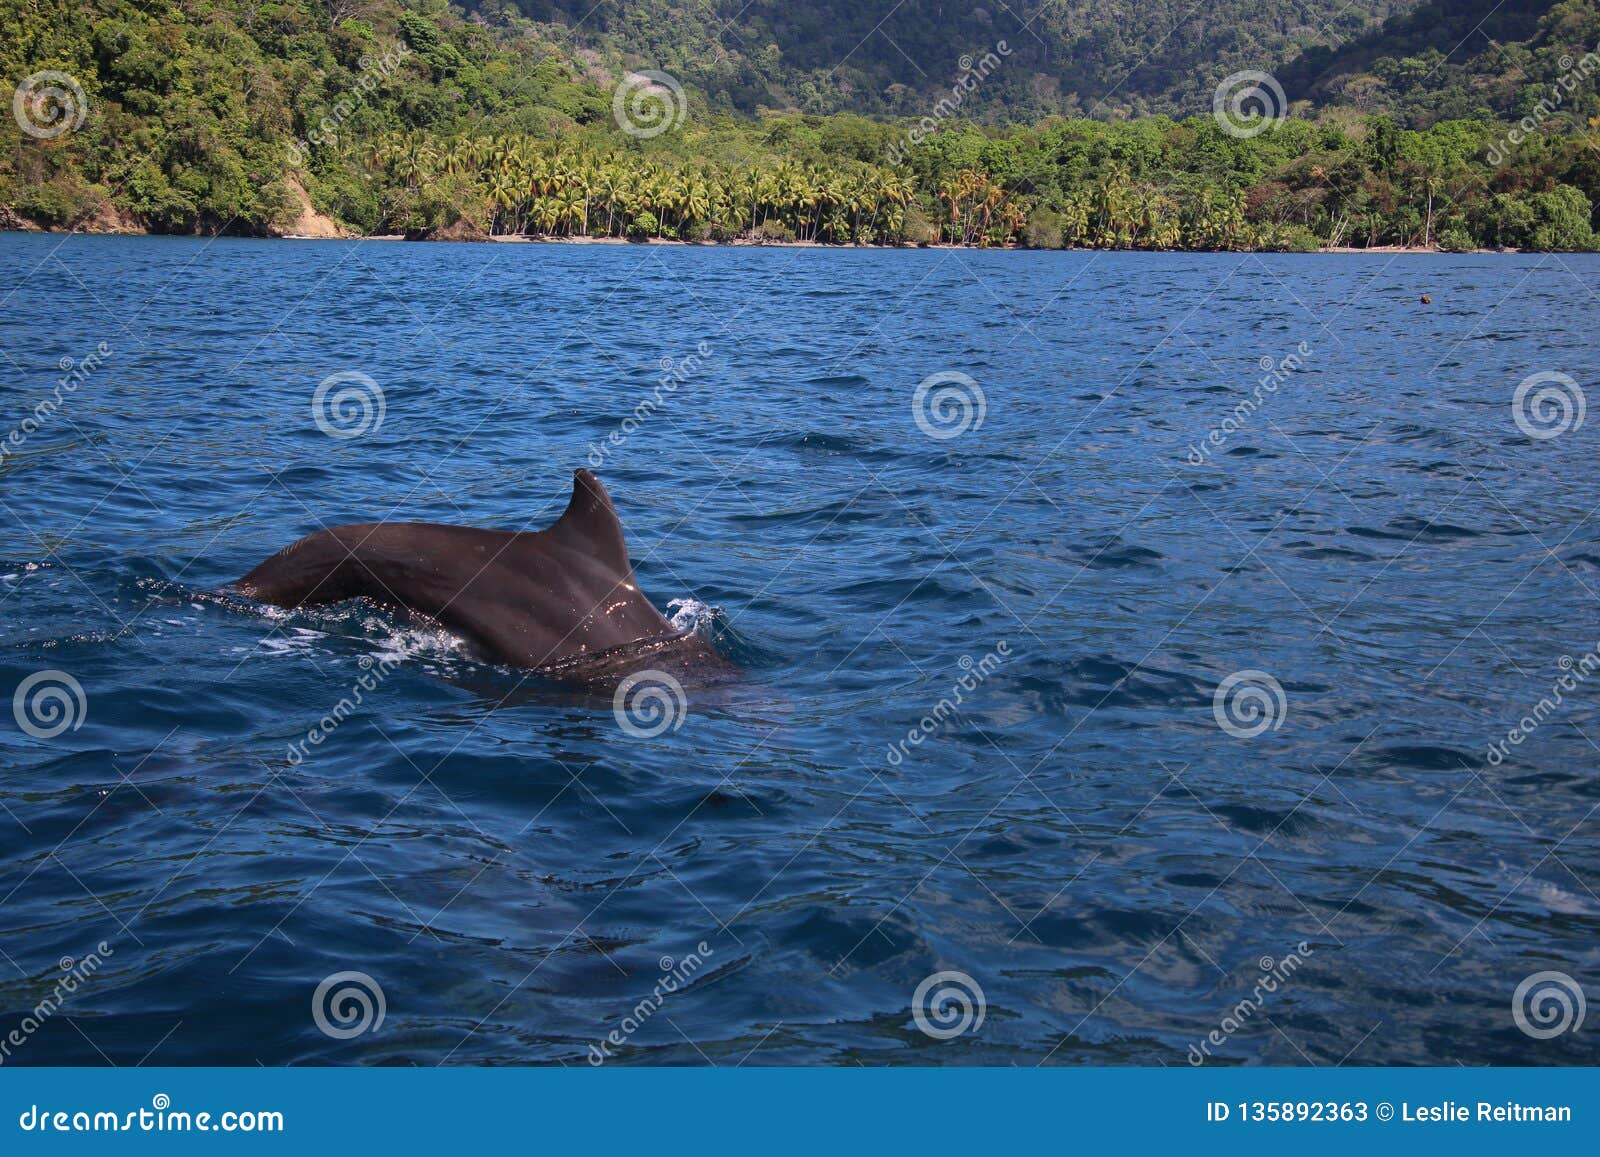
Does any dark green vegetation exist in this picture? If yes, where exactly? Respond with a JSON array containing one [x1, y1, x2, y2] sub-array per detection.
[[2, 0, 1599, 249], [497, 0, 1418, 121], [1285, 0, 1583, 124]]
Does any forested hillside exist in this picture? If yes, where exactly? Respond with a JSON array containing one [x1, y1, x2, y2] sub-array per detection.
[[2, 0, 1598, 249], [1282, 0, 1598, 123], [495, 0, 1418, 120]]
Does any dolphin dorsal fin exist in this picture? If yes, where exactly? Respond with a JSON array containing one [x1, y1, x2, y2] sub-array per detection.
[[546, 469, 634, 579]]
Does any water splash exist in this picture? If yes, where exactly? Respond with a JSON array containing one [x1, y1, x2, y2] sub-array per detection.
[[667, 597, 721, 634]]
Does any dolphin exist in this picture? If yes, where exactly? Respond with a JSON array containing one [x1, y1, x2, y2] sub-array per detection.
[[234, 469, 731, 683]]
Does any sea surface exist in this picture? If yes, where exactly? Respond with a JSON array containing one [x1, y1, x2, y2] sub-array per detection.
[[1, 234, 1598, 1066]]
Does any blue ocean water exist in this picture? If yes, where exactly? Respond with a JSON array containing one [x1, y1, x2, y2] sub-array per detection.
[[1, 234, 1597, 1066]]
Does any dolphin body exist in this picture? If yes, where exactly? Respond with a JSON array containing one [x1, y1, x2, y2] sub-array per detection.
[[235, 469, 730, 684]]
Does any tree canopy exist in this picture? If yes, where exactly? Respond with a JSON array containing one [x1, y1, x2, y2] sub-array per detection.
[[2, 0, 1597, 250]]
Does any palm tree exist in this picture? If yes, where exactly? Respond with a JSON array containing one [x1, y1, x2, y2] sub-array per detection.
[[486, 172, 517, 234], [554, 186, 585, 235], [530, 196, 561, 236], [354, 132, 1042, 248], [398, 135, 436, 190], [681, 178, 712, 235], [595, 169, 627, 236]]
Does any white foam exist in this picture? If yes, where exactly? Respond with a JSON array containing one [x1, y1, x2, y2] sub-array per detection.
[[667, 597, 721, 634], [1524, 877, 1600, 916], [254, 627, 329, 656], [363, 623, 471, 665]]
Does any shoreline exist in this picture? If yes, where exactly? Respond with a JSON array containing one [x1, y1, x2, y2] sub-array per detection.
[[0, 224, 1524, 255]]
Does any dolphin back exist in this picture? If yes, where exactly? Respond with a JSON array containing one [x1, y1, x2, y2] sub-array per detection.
[[234, 469, 703, 677]]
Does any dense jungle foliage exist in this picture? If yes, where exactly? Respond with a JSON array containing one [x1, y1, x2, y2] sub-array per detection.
[[2, 0, 1598, 249]]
